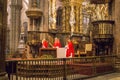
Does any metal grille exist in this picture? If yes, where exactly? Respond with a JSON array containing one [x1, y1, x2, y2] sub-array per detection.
[[6, 55, 116, 80]]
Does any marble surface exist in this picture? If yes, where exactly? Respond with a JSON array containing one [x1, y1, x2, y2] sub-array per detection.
[[86, 73, 120, 80]]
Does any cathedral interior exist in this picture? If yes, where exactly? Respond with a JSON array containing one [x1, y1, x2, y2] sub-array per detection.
[[6, 0, 115, 57], [1, 0, 120, 80]]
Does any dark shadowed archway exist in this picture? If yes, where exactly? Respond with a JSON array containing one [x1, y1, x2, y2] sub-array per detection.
[[0, 0, 7, 80]]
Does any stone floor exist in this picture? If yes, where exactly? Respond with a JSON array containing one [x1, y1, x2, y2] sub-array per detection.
[[86, 72, 120, 80], [9, 72, 120, 80]]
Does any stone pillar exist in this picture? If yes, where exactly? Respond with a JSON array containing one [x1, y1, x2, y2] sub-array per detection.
[[0, 0, 8, 79], [10, 0, 22, 54], [40, 0, 45, 32], [15, 0, 22, 51], [114, 0, 120, 55], [41, 0, 49, 39], [43, 0, 49, 32]]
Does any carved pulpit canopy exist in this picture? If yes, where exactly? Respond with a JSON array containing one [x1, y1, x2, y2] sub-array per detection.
[[60, 0, 84, 6], [26, 0, 42, 18], [90, 0, 112, 4]]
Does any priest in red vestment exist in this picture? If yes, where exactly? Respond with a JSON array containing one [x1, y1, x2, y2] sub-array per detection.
[[42, 39, 48, 48], [53, 37, 61, 48], [65, 39, 74, 57]]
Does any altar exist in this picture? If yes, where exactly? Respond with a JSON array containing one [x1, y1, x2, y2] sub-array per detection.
[[57, 48, 66, 58], [39, 48, 66, 58]]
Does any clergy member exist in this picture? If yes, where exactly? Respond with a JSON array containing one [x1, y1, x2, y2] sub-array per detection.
[[53, 37, 61, 48], [42, 39, 48, 48], [65, 38, 74, 57]]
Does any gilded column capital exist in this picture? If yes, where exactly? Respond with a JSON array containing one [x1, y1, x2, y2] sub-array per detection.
[[61, 0, 83, 6]]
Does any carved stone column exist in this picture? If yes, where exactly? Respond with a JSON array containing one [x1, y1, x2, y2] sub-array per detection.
[[0, 0, 8, 79], [10, 0, 22, 54], [114, 0, 120, 55], [15, 1, 22, 51], [42, 0, 49, 32]]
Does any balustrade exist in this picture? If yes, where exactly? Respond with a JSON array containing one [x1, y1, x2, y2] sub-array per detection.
[[6, 55, 116, 80]]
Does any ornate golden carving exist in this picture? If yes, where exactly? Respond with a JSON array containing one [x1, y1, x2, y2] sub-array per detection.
[[62, 7, 66, 32], [49, 0, 57, 30], [66, 6, 70, 32], [90, 0, 111, 4], [69, 6, 75, 32], [61, 0, 83, 6], [61, 0, 84, 33], [76, 6, 79, 33], [79, 8, 83, 34], [86, 3, 109, 21]]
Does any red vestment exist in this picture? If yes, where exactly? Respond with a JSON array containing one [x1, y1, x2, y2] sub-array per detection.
[[42, 40, 48, 48], [53, 39, 61, 48], [66, 41, 74, 57]]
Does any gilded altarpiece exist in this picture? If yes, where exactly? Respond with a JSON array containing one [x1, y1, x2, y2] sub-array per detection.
[[61, 0, 84, 34]]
